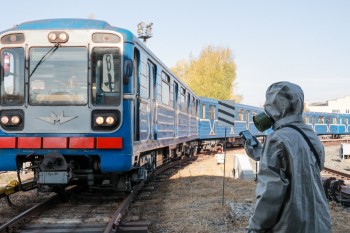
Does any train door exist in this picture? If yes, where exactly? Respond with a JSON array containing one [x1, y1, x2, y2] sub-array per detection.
[[135, 53, 152, 141], [134, 50, 140, 141]]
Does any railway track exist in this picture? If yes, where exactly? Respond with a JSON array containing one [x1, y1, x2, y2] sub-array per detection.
[[322, 167, 350, 206], [0, 156, 198, 233]]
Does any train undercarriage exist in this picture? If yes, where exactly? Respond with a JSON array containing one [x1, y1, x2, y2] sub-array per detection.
[[14, 141, 198, 193]]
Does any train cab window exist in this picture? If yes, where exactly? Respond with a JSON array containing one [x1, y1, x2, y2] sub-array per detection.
[[1, 48, 25, 105], [91, 47, 121, 106], [161, 72, 170, 105], [29, 47, 88, 106], [209, 105, 215, 120]]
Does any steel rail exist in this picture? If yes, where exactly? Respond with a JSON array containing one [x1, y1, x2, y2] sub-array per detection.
[[103, 182, 144, 233]]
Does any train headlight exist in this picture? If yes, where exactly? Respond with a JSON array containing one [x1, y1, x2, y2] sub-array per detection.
[[0, 110, 24, 131], [58, 32, 68, 41], [105, 116, 115, 125], [48, 31, 69, 43], [95, 117, 104, 125], [11, 116, 21, 125], [92, 110, 120, 131], [48, 32, 57, 41], [1, 116, 9, 125]]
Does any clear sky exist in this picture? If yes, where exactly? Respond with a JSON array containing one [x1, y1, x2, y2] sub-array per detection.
[[1, 0, 349, 107]]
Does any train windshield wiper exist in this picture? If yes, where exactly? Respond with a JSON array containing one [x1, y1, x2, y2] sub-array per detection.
[[29, 43, 60, 78]]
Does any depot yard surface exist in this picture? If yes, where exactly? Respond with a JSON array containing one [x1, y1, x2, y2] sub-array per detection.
[[138, 145, 350, 233]]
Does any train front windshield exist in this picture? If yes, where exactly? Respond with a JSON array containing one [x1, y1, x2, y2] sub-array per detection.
[[29, 47, 88, 105], [1, 46, 122, 106]]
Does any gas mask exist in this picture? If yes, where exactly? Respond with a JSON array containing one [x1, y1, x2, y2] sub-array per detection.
[[253, 111, 274, 132]]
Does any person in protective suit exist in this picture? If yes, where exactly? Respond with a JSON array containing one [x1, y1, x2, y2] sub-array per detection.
[[244, 81, 331, 233]]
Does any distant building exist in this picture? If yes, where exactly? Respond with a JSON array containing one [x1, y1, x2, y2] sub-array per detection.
[[305, 96, 350, 114]]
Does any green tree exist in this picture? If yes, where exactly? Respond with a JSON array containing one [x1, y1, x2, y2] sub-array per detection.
[[171, 45, 241, 102]]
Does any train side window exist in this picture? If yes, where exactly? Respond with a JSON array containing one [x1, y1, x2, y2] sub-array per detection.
[[191, 96, 196, 115], [318, 116, 324, 124], [173, 81, 178, 109], [209, 105, 215, 120], [139, 62, 152, 99], [246, 111, 250, 121], [202, 104, 206, 119], [326, 117, 330, 125], [1, 48, 25, 105], [332, 117, 337, 124], [304, 117, 309, 123], [148, 61, 157, 100], [238, 109, 244, 121], [312, 116, 316, 124], [345, 118, 348, 125], [161, 72, 170, 105], [187, 93, 191, 113], [180, 87, 186, 111]]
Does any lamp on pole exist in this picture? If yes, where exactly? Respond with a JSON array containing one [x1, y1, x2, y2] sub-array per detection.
[[137, 22, 153, 43]]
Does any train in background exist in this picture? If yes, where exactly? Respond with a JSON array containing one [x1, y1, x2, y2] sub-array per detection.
[[198, 97, 350, 150], [0, 18, 349, 193]]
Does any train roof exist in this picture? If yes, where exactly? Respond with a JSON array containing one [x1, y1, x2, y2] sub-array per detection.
[[1, 18, 134, 41]]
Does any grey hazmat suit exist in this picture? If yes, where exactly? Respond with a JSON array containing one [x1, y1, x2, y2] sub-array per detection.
[[245, 81, 331, 233]]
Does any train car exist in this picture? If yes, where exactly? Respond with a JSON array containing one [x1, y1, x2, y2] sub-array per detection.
[[199, 97, 235, 140], [303, 111, 350, 137], [198, 98, 268, 150], [233, 103, 269, 136], [0, 19, 199, 192]]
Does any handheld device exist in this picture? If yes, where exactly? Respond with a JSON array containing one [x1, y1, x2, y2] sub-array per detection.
[[239, 130, 259, 147]]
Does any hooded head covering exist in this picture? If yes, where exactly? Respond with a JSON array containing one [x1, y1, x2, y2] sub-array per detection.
[[264, 81, 304, 130]]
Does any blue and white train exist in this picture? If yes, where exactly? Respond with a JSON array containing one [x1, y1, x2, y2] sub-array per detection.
[[0, 19, 349, 192]]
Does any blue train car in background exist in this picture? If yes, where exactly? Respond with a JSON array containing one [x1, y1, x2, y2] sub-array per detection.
[[0, 18, 199, 192], [198, 97, 268, 150], [303, 111, 350, 137]]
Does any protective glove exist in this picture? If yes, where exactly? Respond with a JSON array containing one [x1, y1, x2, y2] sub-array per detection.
[[244, 139, 262, 161]]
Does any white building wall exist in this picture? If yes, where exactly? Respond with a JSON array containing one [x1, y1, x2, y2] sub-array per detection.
[[307, 96, 350, 114]]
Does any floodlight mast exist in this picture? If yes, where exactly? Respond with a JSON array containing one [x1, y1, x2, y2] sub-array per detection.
[[137, 22, 153, 42]]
